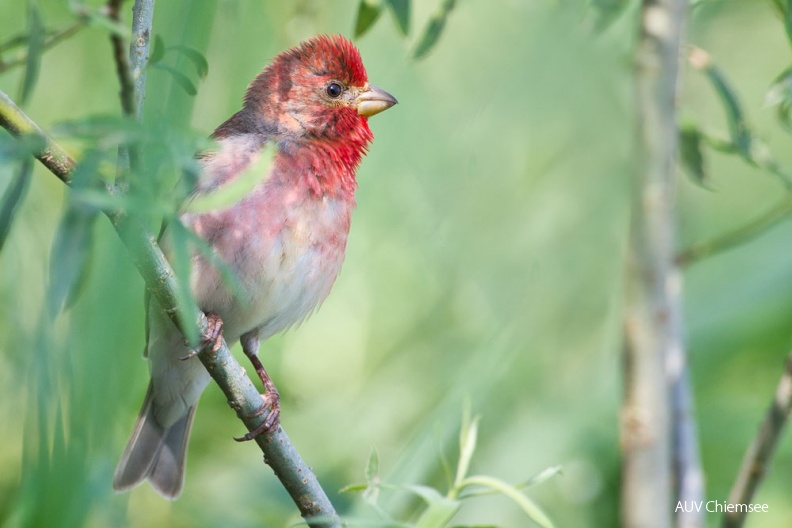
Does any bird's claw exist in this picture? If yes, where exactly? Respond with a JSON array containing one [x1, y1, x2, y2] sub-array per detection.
[[233, 391, 281, 442], [180, 312, 224, 360]]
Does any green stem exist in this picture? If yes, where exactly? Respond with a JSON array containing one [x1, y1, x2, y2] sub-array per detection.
[[0, 88, 340, 528], [676, 195, 792, 267]]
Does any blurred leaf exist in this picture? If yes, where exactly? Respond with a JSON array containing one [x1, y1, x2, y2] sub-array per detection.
[[678, 124, 709, 189], [149, 34, 165, 65], [413, 0, 456, 60], [385, 0, 411, 36], [47, 204, 98, 316], [167, 218, 201, 345], [184, 144, 273, 213], [177, 222, 247, 303], [455, 411, 480, 486], [82, 7, 129, 37], [0, 159, 32, 252], [366, 447, 380, 482], [588, 0, 630, 32], [339, 482, 369, 493], [355, 0, 383, 37], [20, 0, 45, 104], [395, 484, 460, 528], [153, 63, 197, 96], [459, 476, 555, 528], [459, 465, 563, 499], [54, 115, 147, 148], [766, 65, 792, 133], [170, 45, 209, 78], [0, 133, 47, 163], [699, 61, 752, 159], [785, 0, 792, 46]]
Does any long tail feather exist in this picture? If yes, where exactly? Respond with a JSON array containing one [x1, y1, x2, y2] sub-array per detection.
[[113, 383, 196, 500]]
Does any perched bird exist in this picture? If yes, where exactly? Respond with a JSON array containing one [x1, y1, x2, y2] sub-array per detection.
[[113, 34, 397, 499]]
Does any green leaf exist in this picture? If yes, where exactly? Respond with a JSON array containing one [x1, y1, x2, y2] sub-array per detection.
[[785, 0, 792, 46], [176, 222, 247, 304], [589, 0, 630, 32], [83, 7, 129, 37], [455, 409, 480, 487], [166, 218, 201, 345], [149, 34, 165, 65], [20, 0, 45, 104], [47, 203, 97, 316], [678, 124, 709, 189], [355, 0, 384, 37], [170, 45, 209, 78], [153, 63, 197, 96], [413, 0, 456, 60], [339, 482, 369, 493], [184, 144, 273, 213], [385, 0, 410, 36], [459, 475, 555, 528], [398, 484, 460, 528], [699, 60, 752, 159], [766, 65, 792, 133], [0, 159, 32, 252], [366, 447, 380, 482]]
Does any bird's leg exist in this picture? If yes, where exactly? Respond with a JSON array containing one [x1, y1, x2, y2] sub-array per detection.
[[179, 311, 224, 360], [232, 330, 281, 442]]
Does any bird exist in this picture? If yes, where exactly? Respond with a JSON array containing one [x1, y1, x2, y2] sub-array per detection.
[[112, 34, 397, 499]]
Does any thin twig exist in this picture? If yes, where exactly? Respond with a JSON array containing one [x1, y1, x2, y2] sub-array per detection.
[[676, 195, 792, 266], [622, 1, 694, 527], [724, 353, 792, 528], [107, 0, 135, 117], [0, 89, 341, 527], [0, 21, 86, 74]]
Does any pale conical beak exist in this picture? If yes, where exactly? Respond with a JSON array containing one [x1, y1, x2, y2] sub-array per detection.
[[356, 84, 398, 117]]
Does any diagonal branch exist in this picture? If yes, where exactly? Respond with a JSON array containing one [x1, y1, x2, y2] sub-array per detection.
[[724, 352, 792, 528], [0, 89, 341, 528]]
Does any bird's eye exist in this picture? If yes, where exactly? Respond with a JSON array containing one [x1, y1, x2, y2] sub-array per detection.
[[326, 82, 344, 99]]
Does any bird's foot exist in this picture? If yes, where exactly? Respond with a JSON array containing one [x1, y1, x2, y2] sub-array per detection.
[[179, 311, 224, 360], [232, 388, 281, 442]]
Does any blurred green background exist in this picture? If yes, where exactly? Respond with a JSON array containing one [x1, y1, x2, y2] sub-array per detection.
[[1, 0, 792, 526]]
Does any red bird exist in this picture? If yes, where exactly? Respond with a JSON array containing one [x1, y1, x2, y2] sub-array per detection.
[[113, 35, 396, 499]]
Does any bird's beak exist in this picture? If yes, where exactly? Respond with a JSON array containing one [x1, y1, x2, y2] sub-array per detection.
[[356, 84, 398, 117]]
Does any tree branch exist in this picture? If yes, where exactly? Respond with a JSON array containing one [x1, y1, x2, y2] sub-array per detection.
[[107, 0, 136, 117], [0, 88, 341, 527], [724, 352, 792, 528], [622, 1, 699, 528]]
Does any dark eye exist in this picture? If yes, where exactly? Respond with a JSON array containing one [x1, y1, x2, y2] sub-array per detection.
[[326, 82, 343, 98]]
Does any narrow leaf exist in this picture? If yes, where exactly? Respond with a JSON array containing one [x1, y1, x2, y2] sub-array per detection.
[[154, 63, 197, 96], [166, 218, 201, 345], [385, 0, 410, 36], [413, 0, 455, 59], [0, 159, 33, 252], [149, 34, 165, 65], [20, 0, 45, 104], [785, 0, 792, 46], [184, 145, 273, 213], [339, 483, 369, 493], [455, 412, 480, 487], [47, 204, 97, 316], [170, 45, 209, 78], [459, 475, 555, 528], [355, 0, 383, 37], [366, 447, 380, 482], [678, 124, 709, 188], [689, 49, 752, 159]]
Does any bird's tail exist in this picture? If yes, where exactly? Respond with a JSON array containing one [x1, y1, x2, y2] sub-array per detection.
[[113, 383, 196, 500]]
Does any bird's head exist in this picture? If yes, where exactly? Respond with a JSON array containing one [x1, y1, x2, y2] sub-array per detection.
[[242, 35, 397, 144]]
